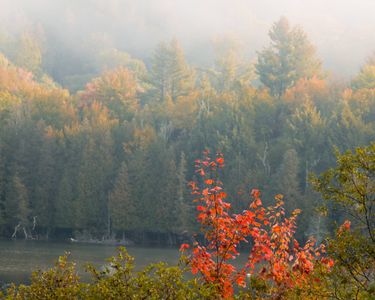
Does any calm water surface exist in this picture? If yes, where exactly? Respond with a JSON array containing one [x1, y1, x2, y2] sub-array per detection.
[[0, 240, 180, 284]]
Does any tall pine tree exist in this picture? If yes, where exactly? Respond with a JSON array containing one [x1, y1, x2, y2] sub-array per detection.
[[256, 17, 321, 97]]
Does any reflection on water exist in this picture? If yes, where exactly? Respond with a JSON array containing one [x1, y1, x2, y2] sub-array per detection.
[[0, 240, 180, 284]]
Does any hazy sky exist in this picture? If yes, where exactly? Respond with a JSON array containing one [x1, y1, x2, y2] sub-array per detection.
[[0, 0, 374, 77]]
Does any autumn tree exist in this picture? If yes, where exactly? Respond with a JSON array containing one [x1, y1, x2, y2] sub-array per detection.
[[256, 17, 322, 97], [93, 48, 147, 80], [180, 151, 333, 299], [80, 67, 139, 121]]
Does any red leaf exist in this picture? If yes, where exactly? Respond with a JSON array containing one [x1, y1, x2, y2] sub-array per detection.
[[216, 157, 224, 164], [272, 225, 281, 233], [251, 189, 260, 198], [179, 243, 190, 252]]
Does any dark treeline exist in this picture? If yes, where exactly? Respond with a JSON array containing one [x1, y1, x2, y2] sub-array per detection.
[[0, 17, 374, 244]]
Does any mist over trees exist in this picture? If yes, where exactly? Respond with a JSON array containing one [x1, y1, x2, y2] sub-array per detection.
[[0, 14, 374, 244], [1, 0, 375, 91]]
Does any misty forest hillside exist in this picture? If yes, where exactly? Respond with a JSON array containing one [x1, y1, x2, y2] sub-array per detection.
[[2, 0, 375, 82], [0, 12, 374, 244]]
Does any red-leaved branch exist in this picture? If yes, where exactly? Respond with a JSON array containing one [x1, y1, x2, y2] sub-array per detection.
[[180, 151, 334, 298]]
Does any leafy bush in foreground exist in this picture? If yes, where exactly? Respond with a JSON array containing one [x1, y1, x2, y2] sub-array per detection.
[[2, 248, 215, 300]]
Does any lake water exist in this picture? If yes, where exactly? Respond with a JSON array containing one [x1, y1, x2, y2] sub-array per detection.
[[0, 240, 180, 284]]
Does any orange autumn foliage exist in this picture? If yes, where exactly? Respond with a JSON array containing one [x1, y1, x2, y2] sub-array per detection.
[[283, 76, 328, 106], [180, 151, 334, 299]]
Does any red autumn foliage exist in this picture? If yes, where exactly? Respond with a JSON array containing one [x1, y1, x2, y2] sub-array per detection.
[[180, 151, 334, 298], [338, 220, 351, 236]]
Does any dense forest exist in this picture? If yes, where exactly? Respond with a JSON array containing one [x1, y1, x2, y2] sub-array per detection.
[[0, 16, 374, 244]]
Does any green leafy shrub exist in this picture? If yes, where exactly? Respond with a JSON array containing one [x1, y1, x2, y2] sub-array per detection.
[[3, 248, 216, 300]]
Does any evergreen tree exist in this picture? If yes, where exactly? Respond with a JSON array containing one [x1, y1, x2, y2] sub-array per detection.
[[273, 149, 302, 213], [287, 100, 330, 190], [351, 52, 375, 90], [109, 162, 136, 235], [0, 147, 5, 230], [13, 32, 42, 75], [76, 134, 113, 234], [256, 17, 321, 97], [212, 36, 254, 92], [75, 105, 115, 235], [154, 153, 178, 236], [4, 173, 30, 237], [55, 170, 75, 230], [175, 152, 191, 233], [33, 127, 59, 235], [150, 39, 194, 102], [127, 149, 151, 235]]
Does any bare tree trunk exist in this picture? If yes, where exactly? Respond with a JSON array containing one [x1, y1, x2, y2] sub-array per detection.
[[257, 141, 270, 176], [22, 227, 29, 240], [31, 216, 38, 240], [305, 160, 309, 190], [11, 223, 21, 239], [32, 216, 37, 230], [168, 233, 173, 246], [107, 213, 111, 240]]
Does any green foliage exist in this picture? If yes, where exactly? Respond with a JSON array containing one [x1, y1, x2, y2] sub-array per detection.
[[312, 143, 375, 238], [311, 143, 375, 299], [13, 32, 42, 76], [352, 53, 375, 90], [87, 248, 215, 299], [3, 248, 216, 300], [325, 230, 375, 299], [272, 148, 302, 213], [149, 39, 195, 102], [109, 162, 136, 232], [211, 36, 255, 92], [94, 48, 147, 80], [256, 17, 322, 97], [4, 174, 30, 229], [4, 254, 83, 299]]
